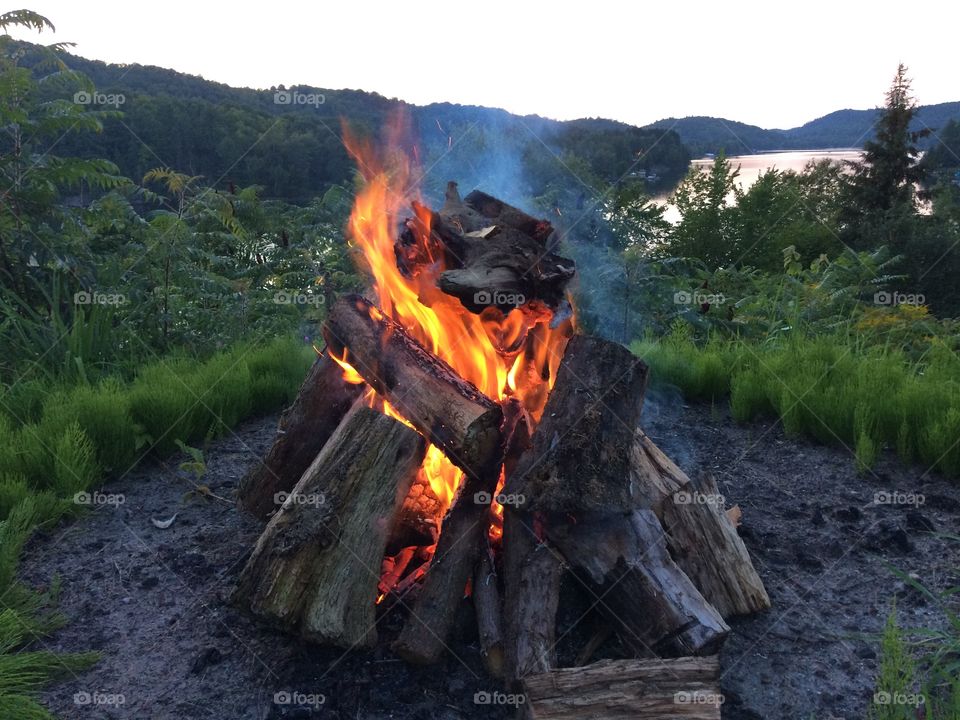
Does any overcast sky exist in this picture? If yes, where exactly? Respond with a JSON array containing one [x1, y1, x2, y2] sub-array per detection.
[[10, 0, 959, 129]]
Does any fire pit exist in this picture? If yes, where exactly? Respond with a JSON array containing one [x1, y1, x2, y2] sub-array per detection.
[[234, 127, 769, 719]]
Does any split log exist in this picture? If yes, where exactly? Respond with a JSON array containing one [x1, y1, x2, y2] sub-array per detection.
[[546, 509, 729, 657], [473, 545, 504, 679], [322, 294, 503, 475], [237, 351, 362, 518], [632, 432, 770, 618], [233, 403, 426, 647], [505, 334, 650, 513], [521, 656, 723, 720], [502, 510, 563, 685]]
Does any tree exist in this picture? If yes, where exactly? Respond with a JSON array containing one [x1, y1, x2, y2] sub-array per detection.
[[841, 64, 928, 248], [665, 152, 741, 269]]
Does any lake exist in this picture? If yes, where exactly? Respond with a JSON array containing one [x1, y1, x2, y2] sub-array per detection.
[[658, 149, 864, 223]]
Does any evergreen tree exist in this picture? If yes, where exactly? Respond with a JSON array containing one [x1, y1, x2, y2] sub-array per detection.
[[841, 64, 928, 247]]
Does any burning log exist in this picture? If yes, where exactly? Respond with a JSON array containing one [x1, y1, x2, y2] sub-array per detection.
[[425, 183, 575, 314], [521, 656, 723, 720], [502, 510, 563, 685], [473, 543, 504, 679], [392, 469, 499, 664], [505, 334, 650, 513], [392, 394, 531, 665], [322, 294, 503, 476], [546, 509, 729, 656], [233, 403, 426, 647], [237, 351, 362, 518], [634, 436, 770, 617]]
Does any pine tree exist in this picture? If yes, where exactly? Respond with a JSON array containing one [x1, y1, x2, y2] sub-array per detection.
[[842, 64, 929, 245]]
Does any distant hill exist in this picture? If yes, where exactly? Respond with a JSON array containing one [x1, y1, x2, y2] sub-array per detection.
[[647, 102, 960, 157], [16, 43, 690, 203]]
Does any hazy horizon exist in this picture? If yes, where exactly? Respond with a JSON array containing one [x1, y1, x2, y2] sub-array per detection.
[[9, 0, 959, 130]]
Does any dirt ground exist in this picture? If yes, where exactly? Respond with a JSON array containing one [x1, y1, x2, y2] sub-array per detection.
[[19, 392, 960, 720]]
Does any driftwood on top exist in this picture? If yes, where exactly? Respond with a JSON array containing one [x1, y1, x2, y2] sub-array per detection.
[[401, 182, 576, 314]]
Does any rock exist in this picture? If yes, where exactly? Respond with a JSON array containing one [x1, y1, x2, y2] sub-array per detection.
[[139, 576, 159, 590], [834, 506, 862, 523], [190, 646, 224, 674], [905, 510, 935, 533], [864, 520, 913, 554]]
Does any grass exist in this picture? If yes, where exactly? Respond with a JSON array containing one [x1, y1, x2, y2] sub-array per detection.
[[0, 334, 314, 714], [631, 334, 960, 478]]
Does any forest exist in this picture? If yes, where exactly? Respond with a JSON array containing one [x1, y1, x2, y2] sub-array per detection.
[[1, 7, 959, 720]]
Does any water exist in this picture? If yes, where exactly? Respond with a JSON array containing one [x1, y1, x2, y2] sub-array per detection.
[[657, 149, 864, 223]]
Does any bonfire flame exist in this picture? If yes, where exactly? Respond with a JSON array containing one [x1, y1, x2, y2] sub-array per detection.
[[338, 117, 571, 591]]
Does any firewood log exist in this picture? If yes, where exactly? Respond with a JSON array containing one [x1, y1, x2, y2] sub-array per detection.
[[392, 395, 530, 664], [546, 509, 729, 657], [238, 350, 362, 518], [634, 434, 770, 617], [233, 403, 426, 647], [322, 294, 503, 476], [521, 656, 723, 719], [505, 334, 650, 513], [473, 544, 504, 678], [502, 510, 563, 685]]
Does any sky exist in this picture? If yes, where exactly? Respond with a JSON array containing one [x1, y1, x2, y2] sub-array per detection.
[[10, 0, 959, 129]]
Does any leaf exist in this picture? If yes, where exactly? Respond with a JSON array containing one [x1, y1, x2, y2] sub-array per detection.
[[151, 513, 177, 529]]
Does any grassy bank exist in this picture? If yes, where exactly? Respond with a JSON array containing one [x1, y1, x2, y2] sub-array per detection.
[[631, 334, 960, 478], [0, 335, 314, 716]]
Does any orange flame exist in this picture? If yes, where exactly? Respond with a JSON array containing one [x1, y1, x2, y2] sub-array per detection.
[[340, 114, 572, 538]]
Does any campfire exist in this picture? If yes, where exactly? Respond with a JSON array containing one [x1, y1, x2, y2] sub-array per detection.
[[235, 124, 770, 718]]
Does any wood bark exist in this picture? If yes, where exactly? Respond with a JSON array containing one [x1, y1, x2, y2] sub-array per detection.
[[473, 545, 505, 679], [502, 510, 563, 685], [237, 350, 362, 518], [420, 182, 575, 314], [233, 403, 426, 647], [546, 509, 729, 657], [322, 294, 503, 476], [632, 432, 770, 618], [521, 656, 723, 720], [391, 460, 500, 664], [505, 334, 650, 513]]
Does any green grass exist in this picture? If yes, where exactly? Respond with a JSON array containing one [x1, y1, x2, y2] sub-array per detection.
[[0, 334, 314, 714], [631, 334, 960, 478]]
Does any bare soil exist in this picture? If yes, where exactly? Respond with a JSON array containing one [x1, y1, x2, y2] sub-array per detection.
[[20, 391, 960, 719]]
